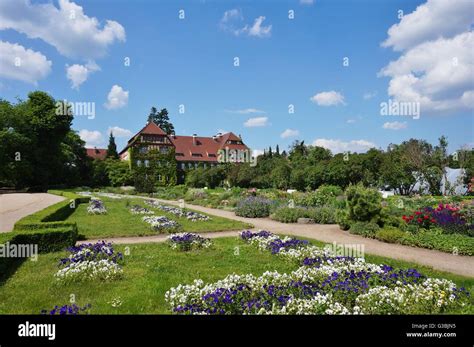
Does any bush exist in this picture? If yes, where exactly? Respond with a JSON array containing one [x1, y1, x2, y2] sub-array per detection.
[[235, 196, 273, 218], [402, 231, 474, 256], [346, 184, 382, 223], [307, 206, 337, 224], [375, 227, 407, 243], [349, 222, 380, 238], [295, 185, 343, 207], [336, 209, 351, 230], [271, 207, 306, 223]]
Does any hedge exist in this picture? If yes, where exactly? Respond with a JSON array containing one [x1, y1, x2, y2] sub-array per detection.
[[0, 225, 78, 276], [13, 191, 89, 231]]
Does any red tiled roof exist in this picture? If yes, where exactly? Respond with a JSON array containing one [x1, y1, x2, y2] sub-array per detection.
[[86, 148, 108, 160], [140, 121, 167, 135], [170, 132, 248, 162]]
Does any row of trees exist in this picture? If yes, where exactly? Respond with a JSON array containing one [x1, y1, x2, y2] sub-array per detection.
[[186, 139, 474, 195], [0, 91, 133, 189]]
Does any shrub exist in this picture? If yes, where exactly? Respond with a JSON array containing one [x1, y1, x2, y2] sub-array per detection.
[[271, 207, 307, 223], [336, 209, 351, 230], [402, 231, 474, 256], [345, 184, 382, 223], [235, 196, 273, 218], [375, 227, 407, 243], [308, 206, 337, 224], [349, 222, 380, 238], [295, 185, 343, 207]]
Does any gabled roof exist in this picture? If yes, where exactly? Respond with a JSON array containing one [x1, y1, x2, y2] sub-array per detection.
[[170, 132, 248, 162], [119, 122, 169, 155], [86, 148, 108, 160]]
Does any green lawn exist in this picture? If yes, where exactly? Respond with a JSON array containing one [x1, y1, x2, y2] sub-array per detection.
[[0, 236, 472, 314], [0, 237, 295, 314], [65, 197, 252, 239]]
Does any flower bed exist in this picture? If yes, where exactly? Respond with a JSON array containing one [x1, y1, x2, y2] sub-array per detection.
[[55, 241, 123, 284], [87, 198, 107, 215], [235, 197, 273, 218], [129, 205, 154, 215], [145, 199, 211, 221], [41, 303, 92, 315], [165, 231, 470, 315], [167, 233, 212, 251], [142, 215, 182, 233]]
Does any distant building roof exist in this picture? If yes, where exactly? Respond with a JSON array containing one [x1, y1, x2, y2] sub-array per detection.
[[86, 148, 108, 160]]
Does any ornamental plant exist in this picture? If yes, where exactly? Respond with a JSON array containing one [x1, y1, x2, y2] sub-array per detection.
[[235, 196, 273, 218], [345, 184, 382, 223], [87, 198, 107, 215], [41, 304, 92, 315], [165, 232, 470, 315], [167, 233, 212, 251], [402, 209, 437, 230], [142, 215, 182, 233]]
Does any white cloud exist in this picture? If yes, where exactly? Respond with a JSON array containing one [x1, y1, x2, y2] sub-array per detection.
[[0, 41, 51, 84], [252, 149, 265, 157], [346, 119, 356, 124], [220, 9, 271, 38], [382, 0, 473, 51], [363, 91, 377, 100], [104, 85, 129, 110], [244, 116, 269, 127], [380, 0, 474, 114], [382, 121, 408, 130], [79, 129, 103, 147], [107, 126, 132, 138], [312, 138, 376, 154], [0, 0, 125, 60], [300, 0, 314, 4], [280, 129, 300, 139], [310, 91, 345, 106], [245, 16, 272, 38], [225, 108, 265, 114], [66, 61, 100, 89]]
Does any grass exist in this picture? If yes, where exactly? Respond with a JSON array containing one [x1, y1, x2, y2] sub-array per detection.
[[0, 237, 295, 314], [0, 236, 472, 314], [65, 196, 252, 239]]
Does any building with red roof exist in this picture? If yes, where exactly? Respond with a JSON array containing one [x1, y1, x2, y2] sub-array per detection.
[[118, 121, 250, 184], [86, 147, 108, 160]]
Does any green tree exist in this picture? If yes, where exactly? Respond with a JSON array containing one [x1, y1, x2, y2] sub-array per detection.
[[106, 132, 119, 159], [148, 107, 175, 134]]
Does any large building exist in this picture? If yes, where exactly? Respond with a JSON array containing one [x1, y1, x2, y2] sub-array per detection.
[[118, 121, 250, 184]]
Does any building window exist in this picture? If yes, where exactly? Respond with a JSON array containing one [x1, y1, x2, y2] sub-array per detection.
[[136, 160, 142, 167], [144, 160, 149, 167], [157, 174, 162, 181], [160, 147, 168, 154]]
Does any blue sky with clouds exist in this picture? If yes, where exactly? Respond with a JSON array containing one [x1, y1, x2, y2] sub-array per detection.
[[0, 0, 472, 155]]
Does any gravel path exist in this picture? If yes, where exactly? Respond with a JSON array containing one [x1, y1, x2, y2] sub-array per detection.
[[0, 193, 65, 232], [80, 195, 474, 278]]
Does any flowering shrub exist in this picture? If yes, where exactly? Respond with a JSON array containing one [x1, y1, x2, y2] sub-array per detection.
[[165, 231, 470, 315], [129, 205, 154, 215], [142, 215, 182, 233], [55, 241, 123, 284], [403, 203, 473, 236], [87, 198, 107, 215], [41, 303, 92, 315], [167, 233, 212, 251], [235, 197, 273, 218]]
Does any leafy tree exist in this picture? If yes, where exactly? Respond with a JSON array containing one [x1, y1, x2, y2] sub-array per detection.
[[106, 132, 119, 159], [148, 107, 175, 134], [106, 159, 133, 186]]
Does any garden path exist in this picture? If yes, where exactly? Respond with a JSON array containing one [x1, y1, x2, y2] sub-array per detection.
[[80, 196, 474, 277], [0, 193, 64, 232]]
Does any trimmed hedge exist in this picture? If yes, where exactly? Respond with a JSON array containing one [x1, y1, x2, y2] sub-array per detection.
[[13, 191, 89, 231], [0, 225, 78, 277]]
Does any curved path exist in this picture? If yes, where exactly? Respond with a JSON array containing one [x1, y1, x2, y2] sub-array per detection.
[[0, 193, 65, 232], [81, 196, 474, 278]]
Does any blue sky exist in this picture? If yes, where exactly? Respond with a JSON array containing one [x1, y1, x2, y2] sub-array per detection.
[[0, 0, 473, 155]]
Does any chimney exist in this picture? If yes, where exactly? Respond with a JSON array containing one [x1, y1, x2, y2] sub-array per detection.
[[212, 135, 217, 141], [192, 134, 197, 145]]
